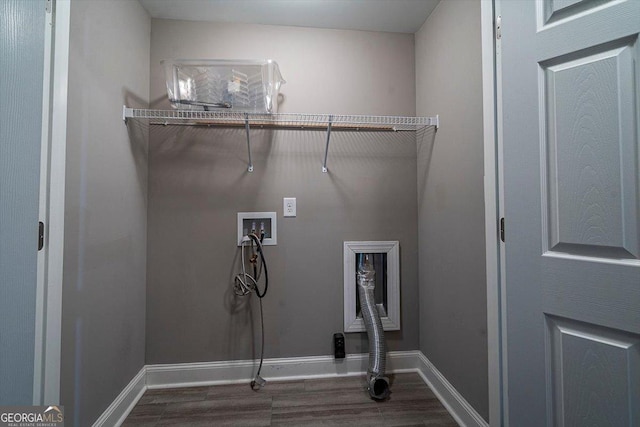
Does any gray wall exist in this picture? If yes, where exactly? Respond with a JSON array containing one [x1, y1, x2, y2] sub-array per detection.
[[415, 0, 488, 421], [0, 0, 45, 405], [61, 1, 150, 425], [146, 20, 419, 363]]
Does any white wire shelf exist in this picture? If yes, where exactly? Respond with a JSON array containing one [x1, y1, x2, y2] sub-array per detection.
[[122, 106, 439, 173], [123, 107, 439, 131]]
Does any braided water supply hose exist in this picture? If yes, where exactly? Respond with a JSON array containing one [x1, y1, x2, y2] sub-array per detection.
[[233, 232, 268, 390]]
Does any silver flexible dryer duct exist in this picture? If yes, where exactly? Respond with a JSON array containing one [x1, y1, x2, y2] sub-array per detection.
[[357, 255, 391, 400]]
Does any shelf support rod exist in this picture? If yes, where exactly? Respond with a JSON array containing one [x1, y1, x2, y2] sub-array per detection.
[[245, 113, 253, 172], [322, 115, 333, 173]]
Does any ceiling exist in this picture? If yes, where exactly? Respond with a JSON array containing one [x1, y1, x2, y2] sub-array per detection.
[[138, 0, 441, 34]]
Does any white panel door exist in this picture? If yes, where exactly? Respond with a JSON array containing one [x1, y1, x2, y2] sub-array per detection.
[[500, 0, 640, 425]]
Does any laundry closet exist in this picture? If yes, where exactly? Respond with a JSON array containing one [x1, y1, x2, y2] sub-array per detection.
[[59, 1, 486, 425]]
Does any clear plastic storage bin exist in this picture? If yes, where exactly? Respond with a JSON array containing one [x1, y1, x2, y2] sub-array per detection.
[[162, 59, 285, 113]]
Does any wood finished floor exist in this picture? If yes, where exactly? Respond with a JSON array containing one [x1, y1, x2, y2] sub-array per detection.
[[122, 373, 459, 426]]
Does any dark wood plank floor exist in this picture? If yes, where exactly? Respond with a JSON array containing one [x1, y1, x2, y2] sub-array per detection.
[[122, 373, 459, 426]]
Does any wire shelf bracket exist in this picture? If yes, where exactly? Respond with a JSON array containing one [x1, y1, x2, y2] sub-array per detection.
[[244, 113, 253, 172], [322, 115, 333, 173]]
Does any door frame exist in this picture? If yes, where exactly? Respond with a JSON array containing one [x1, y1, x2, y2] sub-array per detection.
[[33, 0, 55, 404], [32, 0, 70, 405], [481, 0, 507, 425], [33, 0, 507, 416]]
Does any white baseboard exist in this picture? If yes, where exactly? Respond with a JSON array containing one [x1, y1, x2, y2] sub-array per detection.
[[93, 350, 487, 427], [92, 366, 146, 427], [416, 352, 488, 427], [145, 350, 421, 389]]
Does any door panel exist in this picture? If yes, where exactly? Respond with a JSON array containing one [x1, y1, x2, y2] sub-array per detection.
[[546, 315, 640, 426], [541, 37, 639, 260], [542, 0, 614, 26], [501, 0, 640, 425]]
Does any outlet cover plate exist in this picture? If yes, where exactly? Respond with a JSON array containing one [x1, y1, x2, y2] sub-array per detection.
[[237, 212, 277, 246], [283, 197, 296, 217]]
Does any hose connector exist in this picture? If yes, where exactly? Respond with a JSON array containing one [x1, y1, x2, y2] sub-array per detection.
[[250, 374, 266, 391]]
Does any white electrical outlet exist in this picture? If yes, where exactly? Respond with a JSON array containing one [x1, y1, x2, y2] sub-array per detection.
[[283, 197, 296, 217]]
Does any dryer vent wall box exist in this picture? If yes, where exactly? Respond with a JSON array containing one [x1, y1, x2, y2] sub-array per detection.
[[237, 212, 277, 246]]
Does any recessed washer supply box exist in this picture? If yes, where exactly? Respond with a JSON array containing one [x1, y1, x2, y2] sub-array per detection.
[[162, 59, 285, 113], [237, 212, 277, 246]]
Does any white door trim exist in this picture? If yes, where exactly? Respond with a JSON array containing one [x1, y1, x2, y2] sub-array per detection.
[[494, 0, 509, 423], [39, 0, 506, 418], [39, 0, 70, 405], [481, 0, 505, 425], [33, 0, 55, 404]]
